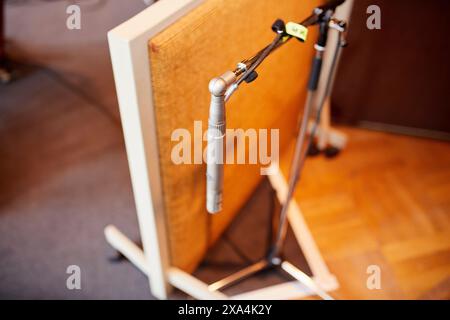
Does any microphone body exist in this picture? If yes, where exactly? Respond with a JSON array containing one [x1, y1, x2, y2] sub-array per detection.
[[206, 71, 236, 214]]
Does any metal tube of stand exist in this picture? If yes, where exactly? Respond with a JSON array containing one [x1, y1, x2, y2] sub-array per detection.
[[265, 26, 345, 301], [268, 14, 332, 260], [269, 89, 316, 257], [270, 25, 346, 261]]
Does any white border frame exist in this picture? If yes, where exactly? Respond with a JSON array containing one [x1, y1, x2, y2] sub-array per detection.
[[108, 0, 204, 299]]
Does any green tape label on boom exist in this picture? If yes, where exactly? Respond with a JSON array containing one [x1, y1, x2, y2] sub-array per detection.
[[286, 22, 308, 42]]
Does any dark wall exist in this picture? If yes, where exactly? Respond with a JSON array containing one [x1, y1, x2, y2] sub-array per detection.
[[332, 0, 450, 136]]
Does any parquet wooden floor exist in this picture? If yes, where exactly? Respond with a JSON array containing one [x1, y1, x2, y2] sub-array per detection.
[[279, 126, 450, 299]]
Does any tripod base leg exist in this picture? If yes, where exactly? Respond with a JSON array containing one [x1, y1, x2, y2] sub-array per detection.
[[208, 260, 268, 292], [281, 261, 334, 300]]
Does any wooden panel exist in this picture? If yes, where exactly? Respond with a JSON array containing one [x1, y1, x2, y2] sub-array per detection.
[[148, 0, 321, 271]]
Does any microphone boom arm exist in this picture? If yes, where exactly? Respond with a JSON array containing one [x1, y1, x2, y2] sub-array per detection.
[[206, 1, 346, 214]]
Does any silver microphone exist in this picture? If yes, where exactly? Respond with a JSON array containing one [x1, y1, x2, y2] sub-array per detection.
[[206, 71, 236, 214]]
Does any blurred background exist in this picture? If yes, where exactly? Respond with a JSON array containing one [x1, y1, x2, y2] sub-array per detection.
[[0, 0, 154, 299], [0, 0, 449, 299]]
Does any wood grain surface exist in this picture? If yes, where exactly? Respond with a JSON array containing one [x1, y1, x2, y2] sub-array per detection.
[[278, 127, 450, 299]]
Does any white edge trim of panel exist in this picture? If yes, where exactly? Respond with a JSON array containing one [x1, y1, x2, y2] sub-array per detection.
[[107, 0, 204, 299]]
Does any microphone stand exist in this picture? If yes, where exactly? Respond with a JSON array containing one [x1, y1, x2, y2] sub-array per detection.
[[269, 18, 347, 263], [206, 3, 347, 300]]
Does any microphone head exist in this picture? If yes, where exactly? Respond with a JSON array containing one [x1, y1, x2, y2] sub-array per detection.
[[209, 77, 228, 96]]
